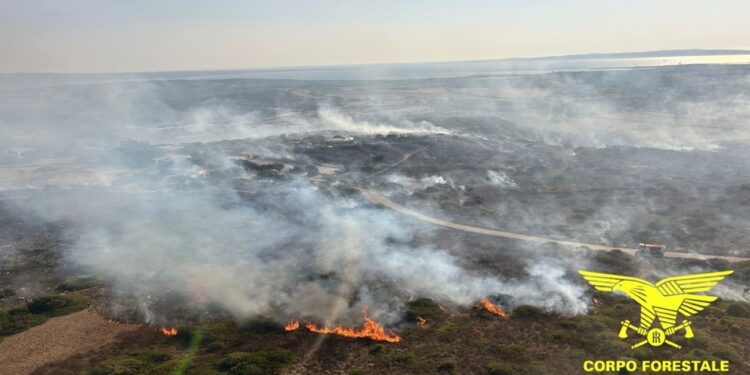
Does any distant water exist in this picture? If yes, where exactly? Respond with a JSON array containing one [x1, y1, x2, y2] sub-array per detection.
[[181, 54, 750, 81], [2, 54, 750, 88]]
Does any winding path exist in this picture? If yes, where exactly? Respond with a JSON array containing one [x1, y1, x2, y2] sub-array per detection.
[[360, 189, 749, 263]]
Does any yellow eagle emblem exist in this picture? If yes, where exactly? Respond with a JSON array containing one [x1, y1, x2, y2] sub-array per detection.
[[579, 270, 733, 349]]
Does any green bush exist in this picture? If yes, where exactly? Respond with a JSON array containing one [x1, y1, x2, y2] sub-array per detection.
[[708, 342, 741, 362], [486, 361, 517, 375], [523, 361, 550, 375], [437, 359, 456, 372], [567, 349, 586, 360], [435, 316, 472, 339], [632, 347, 654, 361], [216, 349, 295, 375], [379, 353, 430, 373], [512, 305, 544, 319], [369, 344, 386, 355], [56, 276, 98, 291], [726, 303, 748, 318], [595, 336, 631, 354], [577, 314, 616, 331], [559, 320, 578, 330], [89, 357, 148, 375], [1, 295, 89, 336], [495, 344, 529, 362], [129, 351, 171, 364], [600, 303, 638, 321], [27, 295, 89, 316], [548, 330, 568, 341], [405, 298, 444, 321], [88, 351, 172, 375], [0, 308, 48, 336], [239, 317, 283, 334]]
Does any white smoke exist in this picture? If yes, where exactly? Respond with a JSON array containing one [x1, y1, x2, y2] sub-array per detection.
[[486, 170, 517, 188], [11, 174, 587, 324], [318, 106, 449, 136]]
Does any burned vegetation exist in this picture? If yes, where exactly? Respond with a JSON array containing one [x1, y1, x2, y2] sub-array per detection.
[[1, 63, 750, 374]]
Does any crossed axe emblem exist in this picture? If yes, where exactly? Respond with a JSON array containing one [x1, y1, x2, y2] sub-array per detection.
[[618, 319, 694, 349]]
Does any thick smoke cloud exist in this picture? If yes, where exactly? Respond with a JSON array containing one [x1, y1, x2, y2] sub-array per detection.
[[9, 174, 588, 324]]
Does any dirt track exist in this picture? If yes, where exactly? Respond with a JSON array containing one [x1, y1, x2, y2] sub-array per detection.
[[360, 189, 749, 263], [0, 309, 139, 375]]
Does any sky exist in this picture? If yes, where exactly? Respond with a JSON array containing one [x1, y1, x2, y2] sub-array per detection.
[[0, 0, 748, 73]]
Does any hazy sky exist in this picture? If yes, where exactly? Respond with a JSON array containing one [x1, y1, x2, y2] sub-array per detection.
[[1, 0, 748, 73]]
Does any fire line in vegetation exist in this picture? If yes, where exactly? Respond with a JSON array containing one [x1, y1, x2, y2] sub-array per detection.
[[285, 307, 401, 343], [284, 320, 300, 331]]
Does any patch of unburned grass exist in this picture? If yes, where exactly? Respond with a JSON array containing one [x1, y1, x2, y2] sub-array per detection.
[[0, 294, 89, 336]]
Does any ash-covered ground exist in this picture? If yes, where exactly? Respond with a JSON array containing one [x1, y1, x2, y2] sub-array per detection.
[[1, 63, 750, 374]]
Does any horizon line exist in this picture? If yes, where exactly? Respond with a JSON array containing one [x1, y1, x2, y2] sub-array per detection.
[[2, 48, 749, 76]]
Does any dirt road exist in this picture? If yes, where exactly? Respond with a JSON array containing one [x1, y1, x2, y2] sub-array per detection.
[[0, 309, 140, 374], [360, 189, 749, 263]]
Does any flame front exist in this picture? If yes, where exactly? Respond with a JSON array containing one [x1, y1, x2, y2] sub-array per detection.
[[285, 320, 300, 331], [416, 316, 426, 329], [303, 307, 401, 343], [479, 298, 509, 318], [160, 327, 178, 336]]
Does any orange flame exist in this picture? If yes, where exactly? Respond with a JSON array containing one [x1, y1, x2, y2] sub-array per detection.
[[160, 327, 178, 336], [416, 316, 426, 329], [285, 320, 300, 331], [304, 307, 401, 343], [480, 298, 509, 318]]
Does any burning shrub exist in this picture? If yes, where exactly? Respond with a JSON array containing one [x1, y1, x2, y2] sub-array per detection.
[[297, 307, 401, 342], [479, 298, 509, 318], [216, 349, 295, 375]]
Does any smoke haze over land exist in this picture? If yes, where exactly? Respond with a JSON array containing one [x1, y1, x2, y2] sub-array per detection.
[[1, 55, 749, 326]]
